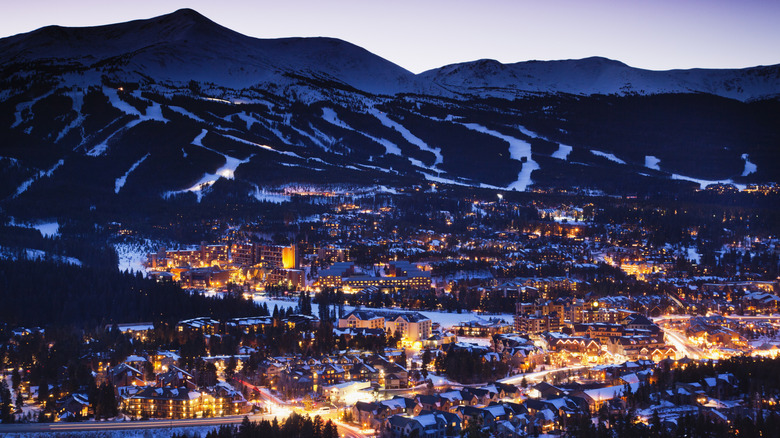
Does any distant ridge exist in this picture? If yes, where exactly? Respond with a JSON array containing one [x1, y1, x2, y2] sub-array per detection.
[[0, 8, 778, 214], [2, 9, 778, 100]]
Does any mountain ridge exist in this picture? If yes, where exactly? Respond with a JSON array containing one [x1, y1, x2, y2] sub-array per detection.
[[2, 8, 779, 101], [0, 9, 778, 219]]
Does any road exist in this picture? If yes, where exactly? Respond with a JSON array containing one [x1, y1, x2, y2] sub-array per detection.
[[239, 379, 369, 438], [0, 410, 369, 437], [0, 413, 275, 434], [653, 314, 780, 322], [661, 327, 706, 360], [499, 364, 589, 386]]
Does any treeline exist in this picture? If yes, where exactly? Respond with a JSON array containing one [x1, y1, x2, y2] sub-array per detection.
[[172, 414, 340, 438], [662, 356, 780, 396], [566, 410, 780, 438], [434, 349, 509, 384], [0, 258, 259, 328], [0, 224, 118, 270]]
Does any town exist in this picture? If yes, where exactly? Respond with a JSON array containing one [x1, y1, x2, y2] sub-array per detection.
[[1, 184, 779, 438]]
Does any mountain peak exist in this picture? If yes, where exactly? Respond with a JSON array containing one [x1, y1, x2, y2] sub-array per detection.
[[167, 8, 208, 20]]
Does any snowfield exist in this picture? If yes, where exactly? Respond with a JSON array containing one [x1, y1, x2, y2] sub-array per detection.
[[253, 296, 513, 330], [113, 240, 156, 273], [0, 246, 81, 266], [115, 154, 150, 194], [741, 153, 757, 176], [367, 107, 443, 165], [671, 173, 746, 191], [590, 150, 626, 164], [645, 155, 661, 170], [461, 123, 539, 191], [8, 219, 60, 238], [13, 159, 64, 198], [551, 144, 573, 160], [321, 107, 402, 156]]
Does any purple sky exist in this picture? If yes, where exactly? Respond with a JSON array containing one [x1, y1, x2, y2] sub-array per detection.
[[3, 0, 779, 73]]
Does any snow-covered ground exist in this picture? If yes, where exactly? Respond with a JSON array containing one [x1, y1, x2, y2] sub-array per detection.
[[551, 144, 573, 160], [13, 159, 64, 198], [366, 107, 443, 165], [86, 88, 169, 157], [8, 218, 60, 238], [0, 246, 81, 265], [250, 184, 292, 204], [590, 150, 626, 164], [1, 425, 218, 438], [671, 173, 746, 191], [163, 130, 254, 201], [113, 240, 157, 273], [321, 107, 402, 156], [741, 153, 757, 176], [55, 91, 85, 142], [686, 247, 701, 264], [32, 222, 59, 238], [645, 155, 661, 170], [252, 296, 513, 330], [169, 105, 206, 123], [115, 154, 150, 194], [460, 123, 538, 191], [104, 87, 167, 123], [421, 171, 471, 187], [87, 119, 143, 157]]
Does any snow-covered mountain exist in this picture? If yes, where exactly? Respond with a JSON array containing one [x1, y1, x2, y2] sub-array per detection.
[[0, 8, 432, 97], [4, 9, 778, 101], [421, 57, 780, 101], [1, 9, 778, 218]]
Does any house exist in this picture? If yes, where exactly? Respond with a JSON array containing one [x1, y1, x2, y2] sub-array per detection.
[[176, 317, 220, 335], [529, 382, 565, 400], [323, 381, 371, 405], [354, 401, 380, 429], [203, 382, 250, 416], [339, 310, 386, 330], [461, 387, 496, 406], [151, 351, 180, 373], [109, 323, 155, 341], [157, 366, 196, 389], [495, 419, 526, 438], [108, 363, 145, 387], [385, 373, 403, 390], [458, 404, 520, 432], [349, 362, 380, 384], [382, 411, 458, 438], [127, 387, 202, 418], [355, 397, 418, 430], [56, 393, 90, 420]]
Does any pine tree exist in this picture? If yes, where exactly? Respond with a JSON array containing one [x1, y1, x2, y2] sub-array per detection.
[[0, 380, 13, 424]]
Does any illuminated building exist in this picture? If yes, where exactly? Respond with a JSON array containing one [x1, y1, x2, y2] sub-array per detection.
[[452, 319, 513, 337], [339, 310, 386, 330], [126, 387, 202, 418], [339, 310, 432, 343], [176, 317, 220, 335], [179, 267, 232, 288], [317, 245, 350, 263], [229, 242, 298, 269], [107, 322, 154, 341], [317, 261, 431, 290]]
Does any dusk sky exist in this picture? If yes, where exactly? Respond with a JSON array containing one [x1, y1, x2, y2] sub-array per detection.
[[3, 0, 779, 73]]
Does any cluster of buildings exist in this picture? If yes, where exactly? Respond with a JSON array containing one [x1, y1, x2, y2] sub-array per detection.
[[145, 242, 303, 289], [367, 356, 754, 438], [338, 309, 433, 345], [50, 352, 251, 420], [261, 351, 411, 395], [120, 370, 248, 419], [316, 261, 432, 292]]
